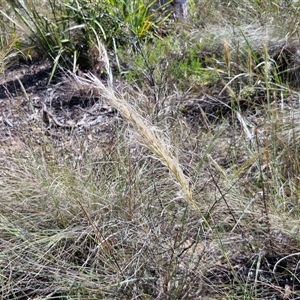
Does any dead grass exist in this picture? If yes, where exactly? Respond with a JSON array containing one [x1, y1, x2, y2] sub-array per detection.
[[1, 0, 300, 299]]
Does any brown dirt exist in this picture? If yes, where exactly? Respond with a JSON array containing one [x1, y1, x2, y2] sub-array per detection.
[[0, 60, 119, 154]]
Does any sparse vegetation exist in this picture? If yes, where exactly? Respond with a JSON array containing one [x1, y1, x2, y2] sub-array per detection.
[[1, 0, 300, 299]]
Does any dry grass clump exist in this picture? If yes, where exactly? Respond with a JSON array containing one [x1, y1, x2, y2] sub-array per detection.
[[2, 64, 300, 298], [76, 71, 197, 213], [2, 1, 300, 299], [0, 122, 208, 299]]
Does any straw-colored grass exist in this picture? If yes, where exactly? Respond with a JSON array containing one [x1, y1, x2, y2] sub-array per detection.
[[76, 71, 197, 212], [1, 0, 300, 299]]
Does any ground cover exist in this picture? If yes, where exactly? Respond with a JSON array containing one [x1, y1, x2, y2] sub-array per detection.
[[1, 0, 300, 299]]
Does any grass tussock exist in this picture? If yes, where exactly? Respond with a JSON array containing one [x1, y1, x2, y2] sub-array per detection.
[[1, 0, 300, 299], [76, 71, 197, 213]]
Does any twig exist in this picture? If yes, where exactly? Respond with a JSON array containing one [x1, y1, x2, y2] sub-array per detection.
[[273, 252, 300, 273]]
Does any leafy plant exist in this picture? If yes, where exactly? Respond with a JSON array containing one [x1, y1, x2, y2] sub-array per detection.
[[0, 0, 170, 78]]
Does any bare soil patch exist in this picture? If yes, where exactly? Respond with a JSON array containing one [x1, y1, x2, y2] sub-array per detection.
[[0, 60, 118, 154]]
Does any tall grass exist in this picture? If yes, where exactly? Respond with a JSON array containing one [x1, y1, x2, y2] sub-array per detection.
[[77, 71, 196, 211], [1, 0, 300, 299]]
